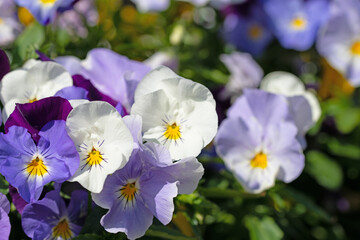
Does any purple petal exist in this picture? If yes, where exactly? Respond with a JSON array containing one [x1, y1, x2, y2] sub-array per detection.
[[0, 49, 10, 81], [5, 97, 73, 143], [55, 86, 89, 100], [9, 185, 27, 214], [35, 50, 53, 62], [0, 193, 10, 214], [73, 74, 117, 106], [67, 190, 88, 231], [100, 200, 153, 240], [0, 207, 10, 240]]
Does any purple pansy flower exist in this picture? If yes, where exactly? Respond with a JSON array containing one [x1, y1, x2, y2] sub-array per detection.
[[0, 193, 11, 240], [22, 189, 88, 240], [0, 97, 79, 203], [56, 48, 151, 111], [92, 115, 204, 239], [222, 3, 273, 56], [262, 0, 329, 51], [215, 89, 305, 193], [317, 0, 360, 86], [0, 49, 10, 81], [15, 0, 75, 25]]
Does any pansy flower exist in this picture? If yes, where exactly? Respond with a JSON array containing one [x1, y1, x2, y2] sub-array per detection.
[[131, 66, 218, 160], [0, 61, 73, 121], [0, 193, 11, 239], [92, 115, 204, 239], [262, 0, 329, 51], [14, 0, 75, 25], [215, 89, 305, 193], [22, 190, 88, 240], [56, 48, 151, 111], [0, 97, 79, 203], [65, 101, 133, 193], [219, 51, 263, 100], [317, 0, 360, 87], [222, 3, 273, 56]]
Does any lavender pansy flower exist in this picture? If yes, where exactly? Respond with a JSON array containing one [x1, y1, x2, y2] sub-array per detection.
[[15, 0, 75, 25], [0, 120, 79, 203], [317, 0, 360, 86], [0, 61, 73, 122], [65, 101, 133, 193], [56, 48, 151, 111], [222, 3, 273, 56], [22, 190, 88, 240], [263, 0, 329, 51], [131, 0, 170, 12], [215, 89, 305, 193], [92, 115, 204, 239], [219, 51, 263, 100], [0, 193, 10, 240], [131, 66, 218, 160]]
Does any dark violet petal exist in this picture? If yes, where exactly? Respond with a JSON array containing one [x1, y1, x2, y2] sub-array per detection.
[[5, 97, 73, 143], [0, 49, 10, 81], [35, 50, 53, 62], [9, 185, 28, 214], [73, 74, 118, 106], [55, 86, 88, 100]]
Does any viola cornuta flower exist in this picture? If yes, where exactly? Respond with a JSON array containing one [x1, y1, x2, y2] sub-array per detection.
[[263, 0, 329, 51], [65, 101, 133, 193], [215, 89, 305, 193], [22, 190, 88, 240], [0, 0, 21, 46], [0, 61, 73, 121], [92, 115, 204, 240], [131, 66, 218, 160], [14, 0, 75, 25], [317, 0, 360, 87], [0, 192, 11, 239], [0, 120, 79, 203]]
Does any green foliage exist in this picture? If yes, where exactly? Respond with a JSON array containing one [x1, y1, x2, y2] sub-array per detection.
[[244, 216, 283, 240]]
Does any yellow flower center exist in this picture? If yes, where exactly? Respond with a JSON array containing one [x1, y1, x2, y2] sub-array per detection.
[[52, 219, 72, 239], [164, 123, 181, 140], [120, 182, 137, 202], [351, 41, 360, 55], [0, 18, 3, 25], [26, 157, 48, 177], [86, 147, 103, 166], [28, 98, 37, 103], [290, 17, 307, 30], [40, 0, 57, 4], [248, 24, 263, 40], [250, 153, 268, 169]]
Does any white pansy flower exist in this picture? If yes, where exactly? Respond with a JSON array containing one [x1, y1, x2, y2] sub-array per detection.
[[0, 61, 73, 121], [66, 101, 133, 193], [131, 66, 218, 160]]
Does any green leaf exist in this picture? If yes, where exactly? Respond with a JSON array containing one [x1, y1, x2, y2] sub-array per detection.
[[14, 22, 45, 60], [334, 108, 360, 134], [145, 225, 197, 240], [0, 175, 9, 194], [244, 216, 283, 240], [198, 187, 264, 199], [327, 138, 360, 160], [306, 151, 343, 190]]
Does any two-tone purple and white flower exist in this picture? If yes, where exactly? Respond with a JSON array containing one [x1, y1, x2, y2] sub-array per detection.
[[215, 89, 305, 193]]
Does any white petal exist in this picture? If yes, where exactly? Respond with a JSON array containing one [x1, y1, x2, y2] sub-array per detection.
[[260, 71, 306, 96], [0, 69, 31, 104], [303, 91, 321, 123]]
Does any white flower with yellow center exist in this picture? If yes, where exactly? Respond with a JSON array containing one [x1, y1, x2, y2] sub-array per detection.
[[66, 101, 133, 193], [131, 66, 218, 160], [0, 61, 73, 121]]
